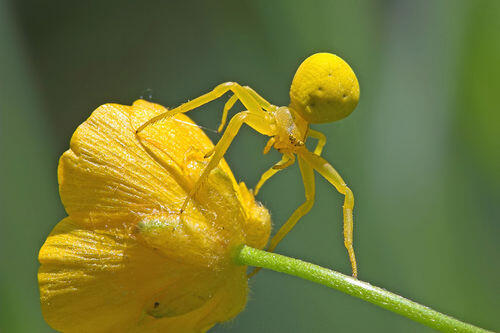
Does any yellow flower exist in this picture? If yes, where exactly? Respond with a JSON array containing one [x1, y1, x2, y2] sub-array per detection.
[[38, 100, 271, 332]]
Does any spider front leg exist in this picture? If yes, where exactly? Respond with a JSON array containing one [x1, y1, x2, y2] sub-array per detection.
[[136, 82, 269, 134], [204, 95, 243, 158], [299, 148, 358, 278], [217, 86, 275, 133], [180, 111, 273, 212], [243, 86, 273, 111], [218, 94, 238, 133]]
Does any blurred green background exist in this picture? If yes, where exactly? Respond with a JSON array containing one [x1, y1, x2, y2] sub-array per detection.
[[1, 0, 498, 332]]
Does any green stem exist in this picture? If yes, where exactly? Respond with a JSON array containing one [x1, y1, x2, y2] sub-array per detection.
[[233, 245, 491, 333]]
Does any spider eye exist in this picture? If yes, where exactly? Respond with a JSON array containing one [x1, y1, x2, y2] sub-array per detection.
[[289, 53, 360, 124]]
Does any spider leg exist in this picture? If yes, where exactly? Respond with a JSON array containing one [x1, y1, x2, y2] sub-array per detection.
[[220, 85, 277, 133], [181, 111, 273, 212], [243, 86, 274, 111], [218, 94, 239, 133], [254, 153, 295, 196], [248, 156, 315, 277], [299, 148, 358, 278], [307, 129, 327, 156], [262, 137, 275, 154], [266, 157, 314, 253], [136, 82, 270, 134], [254, 131, 324, 196]]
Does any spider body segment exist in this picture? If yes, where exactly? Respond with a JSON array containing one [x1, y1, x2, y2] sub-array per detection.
[[137, 53, 360, 277]]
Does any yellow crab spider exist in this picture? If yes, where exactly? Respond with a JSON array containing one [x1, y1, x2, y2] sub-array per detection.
[[136, 53, 360, 278]]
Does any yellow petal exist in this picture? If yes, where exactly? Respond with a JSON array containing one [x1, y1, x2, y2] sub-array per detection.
[[39, 217, 246, 333], [40, 100, 271, 332], [59, 101, 186, 225]]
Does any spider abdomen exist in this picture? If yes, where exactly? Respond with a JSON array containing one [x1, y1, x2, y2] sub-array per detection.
[[289, 53, 360, 124]]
